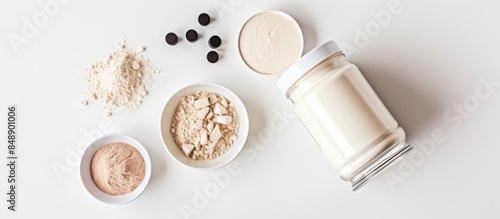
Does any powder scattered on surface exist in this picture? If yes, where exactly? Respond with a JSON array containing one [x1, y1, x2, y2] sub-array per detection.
[[91, 142, 145, 196], [170, 91, 239, 160], [82, 40, 159, 116], [239, 11, 303, 74]]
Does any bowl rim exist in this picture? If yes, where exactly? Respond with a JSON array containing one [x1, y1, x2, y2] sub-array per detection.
[[159, 82, 249, 170], [79, 133, 152, 205]]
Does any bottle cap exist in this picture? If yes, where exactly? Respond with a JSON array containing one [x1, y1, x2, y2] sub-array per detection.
[[165, 32, 178, 46], [207, 51, 219, 63], [198, 13, 211, 26], [209, 35, 222, 49], [277, 40, 343, 95], [186, 29, 198, 43]]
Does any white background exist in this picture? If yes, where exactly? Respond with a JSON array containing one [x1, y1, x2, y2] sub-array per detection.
[[1, 0, 500, 218]]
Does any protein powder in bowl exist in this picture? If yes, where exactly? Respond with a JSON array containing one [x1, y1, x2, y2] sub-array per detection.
[[238, 10, 304, 75], [160, 83, 249, 170], [80, 134, 151, 205]]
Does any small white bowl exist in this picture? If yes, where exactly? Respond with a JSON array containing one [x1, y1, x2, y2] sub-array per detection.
[[80, 133, 152, 205], [160, 82, 249, 170]]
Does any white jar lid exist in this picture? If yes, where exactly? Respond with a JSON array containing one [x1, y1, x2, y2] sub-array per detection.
[[277, 40, 342, 95]]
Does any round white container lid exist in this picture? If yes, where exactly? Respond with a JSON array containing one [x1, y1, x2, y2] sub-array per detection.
[[277, 40, 342, 95]]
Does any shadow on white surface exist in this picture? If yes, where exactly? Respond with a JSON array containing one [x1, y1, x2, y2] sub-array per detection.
[[358, 63, 441, 142], [147, 143, 168, 186], [240, 94, 266, 142]]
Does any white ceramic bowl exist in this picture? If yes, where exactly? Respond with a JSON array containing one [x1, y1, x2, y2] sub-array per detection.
[[80, 133, 152, 205], [160, 82, 249, 169]]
